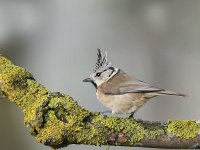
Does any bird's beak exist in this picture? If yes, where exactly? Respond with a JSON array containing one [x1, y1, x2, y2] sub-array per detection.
[[83, 78, 93, 82]]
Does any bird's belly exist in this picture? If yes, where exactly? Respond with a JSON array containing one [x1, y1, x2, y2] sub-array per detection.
[[96, 92, 115, 109], [96, 92, 144, 114]]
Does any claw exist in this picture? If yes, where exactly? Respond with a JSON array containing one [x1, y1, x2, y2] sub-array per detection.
[[129, 112, 135, 120], [99, 110, 111, 118]]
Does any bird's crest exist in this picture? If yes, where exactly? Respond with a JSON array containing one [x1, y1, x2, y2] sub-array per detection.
[[94, 48, 111, 72]]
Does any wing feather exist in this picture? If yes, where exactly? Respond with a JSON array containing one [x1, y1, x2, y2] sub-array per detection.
[[102, 70, 163, 95], [118, 83, 163, 94]]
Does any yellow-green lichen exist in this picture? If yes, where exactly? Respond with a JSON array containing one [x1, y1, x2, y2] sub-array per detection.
[[0, 56, 53, 136], [0, 55, 167, 148], [92, 116, 145, 144], [23, 81, 49, 125], [0, 55, 12, 68], [141, 121, 165, 139], [0, 56, 50, 129], [75, 125, 108, 146], [0, 55, 108, 147], [0, 64, 34, 103], [36, 111, 66, 147], [144, 128, 165, 139], [37, 92, 108, 146], [167, 120, 200, 139], [47, 95, 91, 129]]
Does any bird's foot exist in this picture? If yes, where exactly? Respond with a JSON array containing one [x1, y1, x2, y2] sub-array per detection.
[[99, 110, 111, 118], [128, 113, 136, 120]]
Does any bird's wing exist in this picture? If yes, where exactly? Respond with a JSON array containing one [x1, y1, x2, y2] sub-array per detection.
[[104, 70, 163, 95], [102, 70, 185, 96], [102, 69, 163, 95], [118, 81, 163, 93], [105, 79, 163, 95]]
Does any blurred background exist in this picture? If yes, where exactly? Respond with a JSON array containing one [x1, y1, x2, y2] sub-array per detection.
[[0, 0, 200, 150]]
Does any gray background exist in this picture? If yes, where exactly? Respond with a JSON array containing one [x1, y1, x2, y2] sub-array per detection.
[[0, 0, 200, 150]]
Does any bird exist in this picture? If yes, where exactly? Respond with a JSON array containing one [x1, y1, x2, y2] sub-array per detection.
[[83, 49, 185, 118]]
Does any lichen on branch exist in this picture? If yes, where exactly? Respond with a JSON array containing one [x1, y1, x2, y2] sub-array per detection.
[[0, 55, 200, 149]]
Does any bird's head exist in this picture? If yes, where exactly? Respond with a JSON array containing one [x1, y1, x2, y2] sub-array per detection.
[[83, 48, 119, 88]]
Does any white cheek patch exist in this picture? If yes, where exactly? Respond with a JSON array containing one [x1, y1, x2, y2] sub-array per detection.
[[95, 79, 105, 86], [92, 68, 119, 86]]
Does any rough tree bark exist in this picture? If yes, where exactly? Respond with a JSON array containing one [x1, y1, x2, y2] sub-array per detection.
[[0, 55, 200, 149]]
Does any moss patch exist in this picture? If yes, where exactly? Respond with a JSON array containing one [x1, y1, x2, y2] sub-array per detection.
[[36, 111, 66, 147], [144, 125, 165, 139], [167, 120, 200, 139], [92, 116, 145, 144]]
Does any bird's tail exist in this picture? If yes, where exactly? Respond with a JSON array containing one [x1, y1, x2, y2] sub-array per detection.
[[158, 90, 186, 97]]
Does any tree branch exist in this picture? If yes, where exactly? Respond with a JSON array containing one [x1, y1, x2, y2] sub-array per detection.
[[0, 55, 200, 149]]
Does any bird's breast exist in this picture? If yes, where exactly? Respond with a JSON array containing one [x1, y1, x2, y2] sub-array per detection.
[[96, 90, 145, 114], [96, 90, 114, 108]]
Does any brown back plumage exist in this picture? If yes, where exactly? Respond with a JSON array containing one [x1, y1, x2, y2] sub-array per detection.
[[100, 69, 185, 97]]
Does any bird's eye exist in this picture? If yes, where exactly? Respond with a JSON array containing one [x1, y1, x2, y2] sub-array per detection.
[[96, 73, 101, 77]]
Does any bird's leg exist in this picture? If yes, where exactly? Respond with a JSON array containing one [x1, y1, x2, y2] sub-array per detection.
[[100, 106, 112, 115], [99, 107, 111, 117], [101, 110, 112, 114], [100, 110, 112, 118], [129, 112, 135, 120]]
